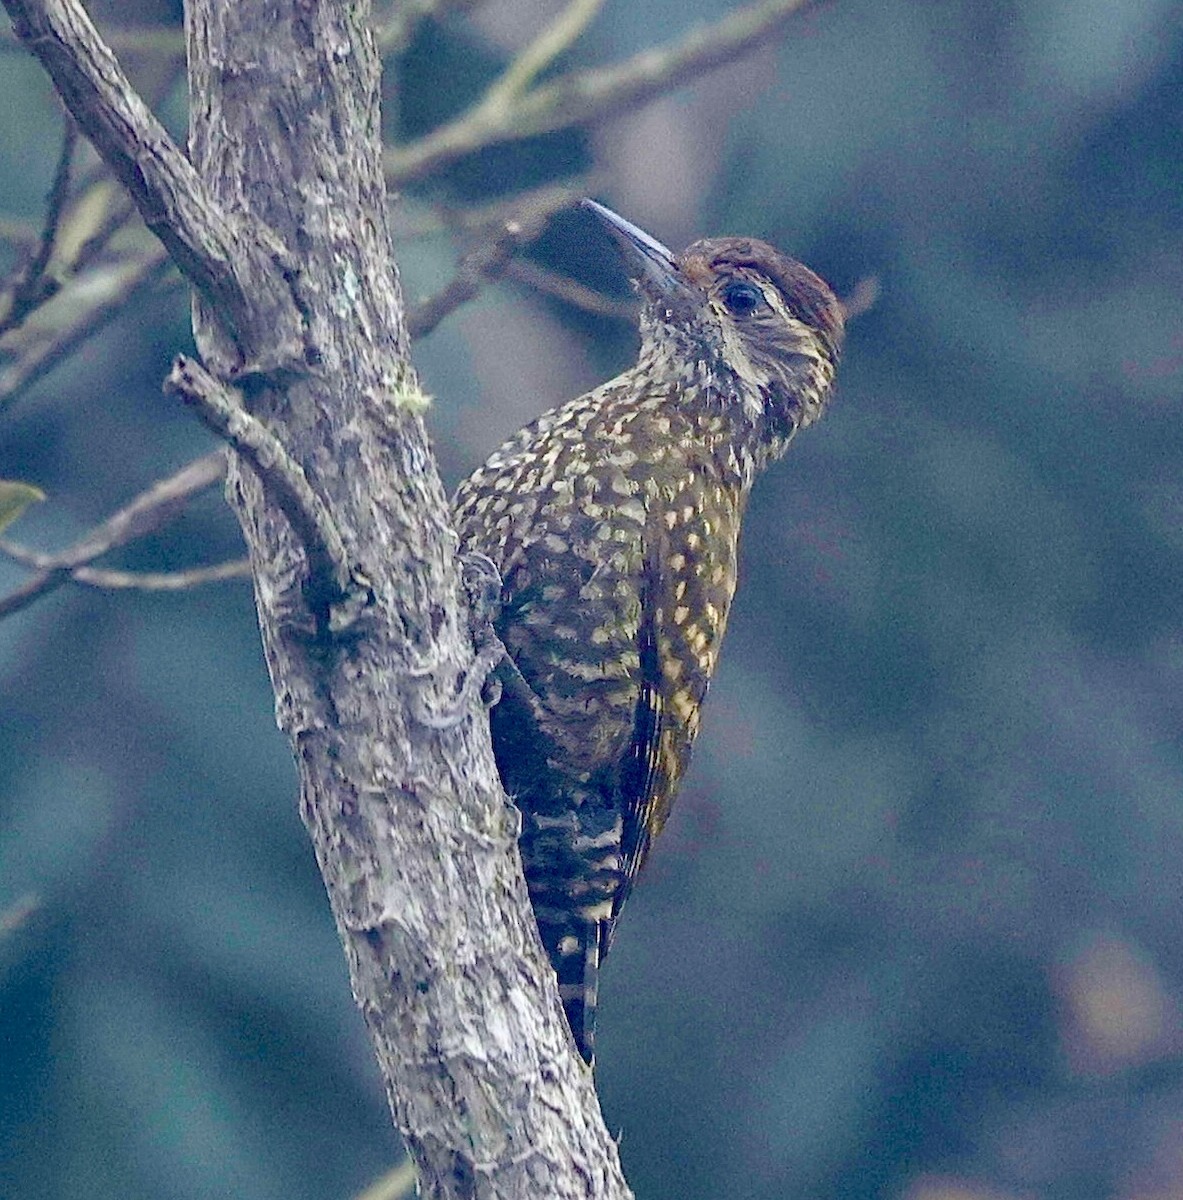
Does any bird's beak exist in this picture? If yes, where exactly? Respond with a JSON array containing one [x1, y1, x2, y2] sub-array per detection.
[[581, 199, 687, 305]]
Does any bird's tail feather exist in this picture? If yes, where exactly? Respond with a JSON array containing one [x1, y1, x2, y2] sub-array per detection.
[[532, 900, 610, 1065]]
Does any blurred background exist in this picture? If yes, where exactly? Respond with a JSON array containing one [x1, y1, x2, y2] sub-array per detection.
[[2, 1, 1182, 1198]]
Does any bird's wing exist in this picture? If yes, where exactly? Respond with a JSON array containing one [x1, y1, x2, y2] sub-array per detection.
[[605, 565, 670, 953]]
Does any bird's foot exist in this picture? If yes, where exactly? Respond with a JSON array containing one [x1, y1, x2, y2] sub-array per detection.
[[406, 553, 507, 729]]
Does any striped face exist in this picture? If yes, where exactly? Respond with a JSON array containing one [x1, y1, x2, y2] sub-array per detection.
[[636, 238, 845, 463]]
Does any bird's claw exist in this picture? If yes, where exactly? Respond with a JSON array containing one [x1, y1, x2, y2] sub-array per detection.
[[406, 553, 507, 729]]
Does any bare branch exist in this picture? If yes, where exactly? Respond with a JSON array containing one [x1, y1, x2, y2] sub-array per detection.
[[164, 356, 362, 611], [70, 558, 250, 590], [0, 20, 184, 55], [406, 239, 518, 341], [0, 167, 180, 415], [0, 532, 248, 590], [391, 178, 594, 240], [386, 0, 819, 184], [0, 0, 296, 361], [405, 188, 578, 339], [480, 0, 605, 110], [0, 156, 173, 414], [0, 449, 226, 620], [505, 258, 636, 319], [69, 187, 139, 274], [0, 116, 77, 336]]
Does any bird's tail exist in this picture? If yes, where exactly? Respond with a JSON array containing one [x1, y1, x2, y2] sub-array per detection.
[[532, 899, 610, 1065], [518, 798, 623, 1065]]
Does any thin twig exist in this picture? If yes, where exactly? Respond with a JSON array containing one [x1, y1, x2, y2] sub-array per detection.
[[480, 0, 605, 110], [390, 177, 594, 240], [164, 356, 361, 608], [406, 225, 532, 339], [24, 117, 77, 284], [0, 449, 227, 621], [406, 190, 576, 339], [504, 258, 636, 319], [70, 189, 139, 273], [71, 559, 251, 590], [0, 162, 154, 413], [0, 116, 78, 335], [0, 536, 248, 590], [0, 21, 185, 56], [386, 0, 820, 184]]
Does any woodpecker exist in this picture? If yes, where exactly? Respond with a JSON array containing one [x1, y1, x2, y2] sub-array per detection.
[[452, 200, 845, 1063]]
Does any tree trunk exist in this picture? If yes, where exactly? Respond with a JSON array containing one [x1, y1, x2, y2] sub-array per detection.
[[182, 3, 632, 1197]]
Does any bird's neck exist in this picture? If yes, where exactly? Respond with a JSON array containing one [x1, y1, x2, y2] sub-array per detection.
[[619, 355, 792, 493]]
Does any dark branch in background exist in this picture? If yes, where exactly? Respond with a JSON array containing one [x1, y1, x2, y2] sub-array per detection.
[[505, 258, 636, 319], [0, 115, 77, 336], [404, 185, 580, 338], [386, 0, 818, 184], [0, 248, 171, 410], [0, 450, 226, 620]]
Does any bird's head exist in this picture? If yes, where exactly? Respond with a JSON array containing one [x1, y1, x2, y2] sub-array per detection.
[[582, 199, 845, 457]]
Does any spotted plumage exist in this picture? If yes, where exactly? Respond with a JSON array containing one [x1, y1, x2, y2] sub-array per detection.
[[452, 200, 845, 1063]]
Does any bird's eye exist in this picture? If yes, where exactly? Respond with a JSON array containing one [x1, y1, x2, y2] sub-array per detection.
[[720, 281, 766, 317]]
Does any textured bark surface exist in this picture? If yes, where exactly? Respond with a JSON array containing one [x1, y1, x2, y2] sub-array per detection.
[[0, 0, 633, 1196], [181, 4, 632, 1198]]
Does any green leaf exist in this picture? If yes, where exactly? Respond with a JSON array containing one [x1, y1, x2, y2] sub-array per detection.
[[0, 480, 45, 534]]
